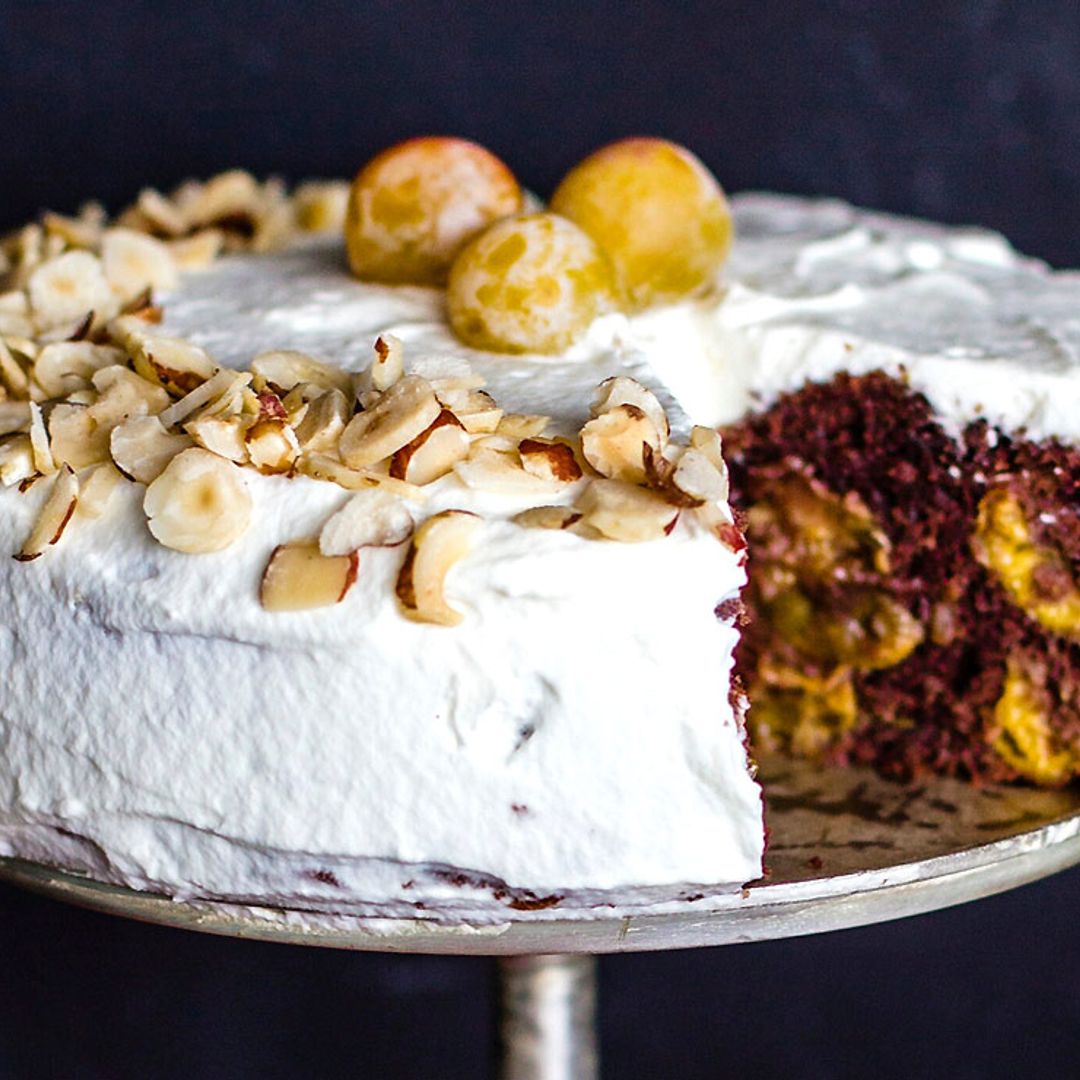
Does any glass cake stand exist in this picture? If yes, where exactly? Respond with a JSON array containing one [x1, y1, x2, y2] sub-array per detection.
[[4, 754, 1080, 1080]]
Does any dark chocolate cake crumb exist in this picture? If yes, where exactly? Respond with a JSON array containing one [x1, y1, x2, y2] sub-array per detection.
[[715, 597, 743, 623], [306, 869, 342, 887], [726, 370, 1080, 784]]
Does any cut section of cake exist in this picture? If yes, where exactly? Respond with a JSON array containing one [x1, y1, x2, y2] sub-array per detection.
[[693, 196, 1080, 785]]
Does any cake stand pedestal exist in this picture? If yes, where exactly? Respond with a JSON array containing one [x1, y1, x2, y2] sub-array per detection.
[[498, 954, 598, 1079], [5, 754, 1080, 1079]]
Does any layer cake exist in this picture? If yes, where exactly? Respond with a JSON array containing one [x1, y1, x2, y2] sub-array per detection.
[[1, 141, 1077, 921]]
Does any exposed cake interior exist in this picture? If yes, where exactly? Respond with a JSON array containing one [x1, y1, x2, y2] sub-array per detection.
[[692, 195, 1080, 786], [726, 371, 1080, 784]]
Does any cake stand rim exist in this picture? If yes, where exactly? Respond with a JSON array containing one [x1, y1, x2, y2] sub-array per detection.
[[4, 804, 1080, 956]]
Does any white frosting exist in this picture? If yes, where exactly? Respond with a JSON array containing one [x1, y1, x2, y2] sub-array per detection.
[[5, 191, 1075, 921], [0, 233, 761, 921], [643, 193, 1080, 442]]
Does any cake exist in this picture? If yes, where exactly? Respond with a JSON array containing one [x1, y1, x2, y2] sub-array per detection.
[[0, 138, 1077, 921]]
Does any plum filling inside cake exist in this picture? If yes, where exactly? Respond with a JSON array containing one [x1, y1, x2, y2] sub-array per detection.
[[726, 370, 1080, 785]]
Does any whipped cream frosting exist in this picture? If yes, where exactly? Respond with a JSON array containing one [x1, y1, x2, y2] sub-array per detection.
[[643, 193, 1080, 443], [0, 226, 761, 921]]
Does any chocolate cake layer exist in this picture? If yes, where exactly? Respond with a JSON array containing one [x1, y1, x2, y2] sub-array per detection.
[[726, 370, 1080, 785]]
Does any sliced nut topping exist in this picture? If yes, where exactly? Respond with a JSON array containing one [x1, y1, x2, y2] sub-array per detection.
[[5, 224, 44, 290], [294, 387, 349, 451], [371, 334, 405, 392], [280, 382, 316, 423], [130, 333, 216, 396], [577, 479, 679, 542], [135, 187, 189, 237], [4, 336, 38, 364], [0, 318, 21, 349], [251, 196, 297, 254], [42, 209, 102, 250], [28, 401, 56, 475], [0, 435, 35, 487], [468, 434, 519, 454], [6, 334, 39, 360], [580, 403, 661, 484], [696, 501, 744, 553], [512, 505, 584, 531], [0, 293, 34, 337], [671, 446, 729, 505], [78, 462, 124, 519], [37, 310, 99, 345], [245, 417, 299, 474], [689, 425, 726, 472], [16, 464, 79, 561], [641, 443, 707, 510], [33, 342, 125, 399], [0, 290, 30, 313], [0, 339, 30, 399], [389, 409, 469, 486], [339, 374, 441, 469], [193, 371, 252, 423], [255, 391, 288, 421], [296, 452, 426, 501], [292, 180, 350, 233], [168, 229, 225, 269], [453, 446, 562, 495], [677, 429, 734, 527], [408, 355, 483, 388], [111, 416, 194, 483], [591, 376, 670, 442], [91, 365, 171, 421], [49, 402, 110, 470], [118, 286, 163, 323], [251, 349, 353, 397], [2, 167, 741, 614], [101, 229, 179, 304], [186, 169, 262, 230], [355, 385, 382, 412], [185, 414, 249, 463], [260, 541, 358, 612], [395, 510, 481, 626], [0, 401, 31, 437], [27, 250, 115, 330], [319, 489, 415, 555], [496, 413, 549, 440], [430, 375, 488, 398], [143, 448, 252, 553], [641, 439, 676, 485], [157, 367, 248, 429], [104, 313, 150, 353], [443, 389, 503, 434], [519, 437, 583, 484]]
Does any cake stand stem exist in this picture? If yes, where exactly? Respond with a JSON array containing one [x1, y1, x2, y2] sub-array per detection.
[[496, 954, 599, 1080]]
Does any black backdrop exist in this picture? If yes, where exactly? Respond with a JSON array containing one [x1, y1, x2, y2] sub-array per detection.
[[2, 2, 1080, 1077]]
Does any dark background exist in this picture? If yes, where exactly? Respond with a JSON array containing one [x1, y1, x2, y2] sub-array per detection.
[[2, 1, 1080, 1077]]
